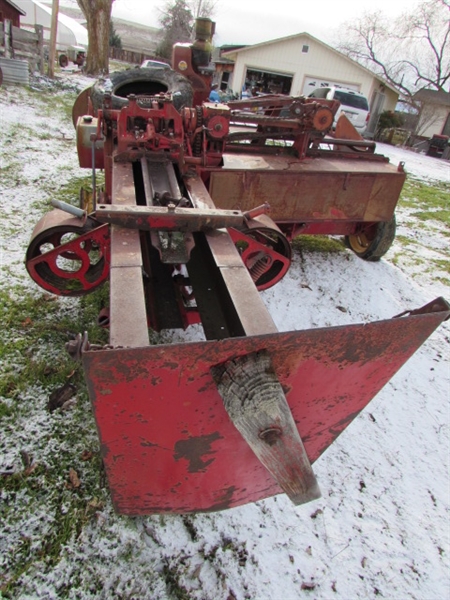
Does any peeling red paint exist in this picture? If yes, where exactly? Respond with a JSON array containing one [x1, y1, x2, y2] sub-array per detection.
[[173, 432, 223, 472], [83, 299, 449, 515]]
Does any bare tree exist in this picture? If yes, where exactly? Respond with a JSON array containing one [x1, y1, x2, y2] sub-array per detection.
[[156, 0, 218, 59], [338, 0, 450, 107], [156, 0, 193, 60], [76, 0, 114, 75], [191, 0, 218, 18]]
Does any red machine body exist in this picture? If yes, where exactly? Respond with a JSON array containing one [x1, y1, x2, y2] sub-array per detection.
[[26, 19, 449, 515]]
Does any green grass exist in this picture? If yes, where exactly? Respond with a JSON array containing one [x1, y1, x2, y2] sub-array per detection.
[[411, 208, 450, 224], [394, 234, 419, 247], [0, 282, 111, 596], [26, 85, 80, 124], [399, 179, 450, 229], [291, 235, 346, 254], [0, 285, 109, 399], [390, 178, 449, 283]]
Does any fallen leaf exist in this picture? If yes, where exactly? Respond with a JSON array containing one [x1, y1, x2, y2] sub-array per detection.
[[69, 468, 81, 488], [24, 463, 38, 476], [80, 450, 94, 461], [61, 398, 77, 412], [86, 497, 104, 512], [20, 450, 32, 469], [191, 563, 203, 579], [48, 382, 76, 412]]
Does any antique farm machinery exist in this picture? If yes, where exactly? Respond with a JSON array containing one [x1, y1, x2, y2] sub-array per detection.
[[25, 19, 449, 514]]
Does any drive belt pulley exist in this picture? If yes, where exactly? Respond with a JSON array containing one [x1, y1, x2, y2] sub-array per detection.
[[25, 209, 110, 296]]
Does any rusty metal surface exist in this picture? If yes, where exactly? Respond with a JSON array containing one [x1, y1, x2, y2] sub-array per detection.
[[208, 157, 405, 224], [109, 161, 149, 348], [95, 204, 245, 232], [83, 298, 449, 514], [72, 86, 92, 128]]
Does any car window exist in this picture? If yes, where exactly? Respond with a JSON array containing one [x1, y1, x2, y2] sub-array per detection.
[[333, 91, 369, 110], [141, 60, 170, 69], [309, 88, 329, 99]]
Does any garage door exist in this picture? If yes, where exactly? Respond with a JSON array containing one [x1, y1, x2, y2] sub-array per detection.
[[302, 77, 360, 96], [245, 68, 294, 95]]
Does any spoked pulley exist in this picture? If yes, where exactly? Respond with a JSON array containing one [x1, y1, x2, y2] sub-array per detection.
[[25, 209, 110, 296], [229, 223, 292, 291]]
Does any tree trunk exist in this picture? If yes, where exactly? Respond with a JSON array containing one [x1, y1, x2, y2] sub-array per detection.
[[48, 0, 59, 78], [76, 0, 113, 75]]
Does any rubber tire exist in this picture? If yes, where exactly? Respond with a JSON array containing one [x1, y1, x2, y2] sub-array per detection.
[[345, 215, 396, 261], [90, 67, 193, 113], [59, 54, 68, 68]]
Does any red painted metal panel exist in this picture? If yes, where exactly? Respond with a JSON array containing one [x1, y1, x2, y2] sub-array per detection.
[[83, 299, 449, 515], [208, 156, 405, 225]]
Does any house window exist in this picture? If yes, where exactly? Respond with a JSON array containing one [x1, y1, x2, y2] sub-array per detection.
[[302, 45, 309, 53], [220, 71, 230, 91]]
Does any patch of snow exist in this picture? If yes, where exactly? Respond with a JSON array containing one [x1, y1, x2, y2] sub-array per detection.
[[0, 75, 449, 599], [376, 141, 450, 184]]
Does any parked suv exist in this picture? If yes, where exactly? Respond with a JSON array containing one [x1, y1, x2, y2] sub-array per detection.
[[309, 87, 370, 134]]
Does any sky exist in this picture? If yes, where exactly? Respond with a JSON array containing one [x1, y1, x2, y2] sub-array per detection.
[[111, 0, 418, 46]]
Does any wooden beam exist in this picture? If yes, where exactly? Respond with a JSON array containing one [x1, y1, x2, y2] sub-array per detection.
[[109, 162, 149, 348], [212, 351, 321, 505]]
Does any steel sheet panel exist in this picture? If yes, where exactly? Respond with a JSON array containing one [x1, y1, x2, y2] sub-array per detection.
[[83, 299, 449, 514]]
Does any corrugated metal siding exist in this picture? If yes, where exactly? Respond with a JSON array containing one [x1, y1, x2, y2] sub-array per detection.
[[0, 57, 29, 84]]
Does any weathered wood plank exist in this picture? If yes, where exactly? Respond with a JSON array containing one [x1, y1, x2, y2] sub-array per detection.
[[11, 26, 39, 43], [109, 162, 149, 348], [185, 174, 277, 336], [212, 351, 321, 505]]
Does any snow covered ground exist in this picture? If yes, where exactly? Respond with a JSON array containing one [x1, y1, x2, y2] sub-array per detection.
[[0, 73, 449, 599]]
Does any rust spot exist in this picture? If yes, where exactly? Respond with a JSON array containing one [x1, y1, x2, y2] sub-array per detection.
[[173, 431, 222, 473], [204, 485, 236, 512], [330, 409, 361, 432], [259, 427, 282, 446], [100, 443, 110, 459], [162, 361, 179, 370]]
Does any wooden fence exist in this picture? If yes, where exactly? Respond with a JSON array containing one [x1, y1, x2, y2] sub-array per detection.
[[109, 46, 169, 67], [0, 20, 44, 74]]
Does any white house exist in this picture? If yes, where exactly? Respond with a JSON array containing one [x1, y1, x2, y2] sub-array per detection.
[[414, 89, 450, 139], [222, 32, 400, 137]]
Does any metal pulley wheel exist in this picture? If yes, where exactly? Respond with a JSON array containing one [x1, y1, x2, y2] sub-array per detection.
[[229, 220, 292, 290], [312, 107, 334, 131], [25, 209, 110, 296]]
